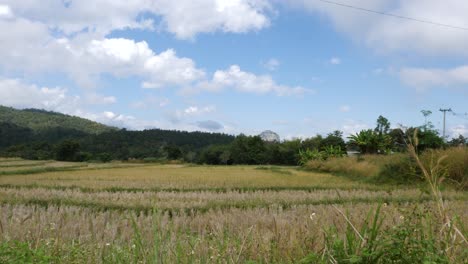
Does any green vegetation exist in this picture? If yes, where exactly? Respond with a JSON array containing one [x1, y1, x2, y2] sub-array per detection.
[[304, 147, 467, 188], [0, 105, 235, 161], [0, 105, 115, 134]]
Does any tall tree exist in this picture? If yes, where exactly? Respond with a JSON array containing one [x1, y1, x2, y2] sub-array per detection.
[[420, 110, 433, 131], [375, 115, 390, 136]]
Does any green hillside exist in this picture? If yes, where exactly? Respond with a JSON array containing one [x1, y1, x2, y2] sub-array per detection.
[[0, 106, 116, 134]]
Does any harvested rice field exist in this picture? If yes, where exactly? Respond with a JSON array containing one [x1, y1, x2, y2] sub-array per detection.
[[0, 159, 467, 263]]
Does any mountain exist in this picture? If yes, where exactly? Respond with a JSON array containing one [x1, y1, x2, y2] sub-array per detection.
[[0, 105, 116, 134]]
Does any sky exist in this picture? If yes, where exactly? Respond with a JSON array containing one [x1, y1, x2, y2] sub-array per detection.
[[0, 0, 467, 139]]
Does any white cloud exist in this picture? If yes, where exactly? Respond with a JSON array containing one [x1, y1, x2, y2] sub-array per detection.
[[0, 77, 135, 127], [0, 78, 79, 113], [339, 105, 351, 113], [0, 1, 272, 90], [166, 105, 217, 124], [68, 38, 205, 88], [0, 24, 205, 88], [287, 0, 468, 57], [85, 93, 117, 105], [451, 124, 468, 137], [4, 0, 271, 39], [0, 4, 13, 18], [153, 0, 272, 39], [197, 65, 312, 96], [330, 57, 341, 65], [400, 66, 468, 90], [184, 106, 216, 115], [262, 58, 280, 71], [341, 119, 369, 137], [4, 0, 154, 36]]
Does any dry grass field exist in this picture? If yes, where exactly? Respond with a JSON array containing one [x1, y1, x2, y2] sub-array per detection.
[[0, 159, 467, 263]]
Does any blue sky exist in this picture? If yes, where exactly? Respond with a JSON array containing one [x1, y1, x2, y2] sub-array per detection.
[[0, 0, 467, 139]]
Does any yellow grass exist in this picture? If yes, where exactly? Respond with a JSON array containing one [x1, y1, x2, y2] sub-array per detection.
[[0, 160, 466, 262], [0, 164, 377, 190]]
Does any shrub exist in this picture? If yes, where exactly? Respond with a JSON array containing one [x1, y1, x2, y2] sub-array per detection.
[[376, 156, 420, 184], [420, 147, 468, 189]]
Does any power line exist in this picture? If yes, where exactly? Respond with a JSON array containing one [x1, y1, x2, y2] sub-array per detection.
[[451, 111, 468, 121], [316, 0, 468, 31]]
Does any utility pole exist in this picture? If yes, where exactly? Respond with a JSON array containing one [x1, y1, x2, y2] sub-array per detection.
[[439, 108, 452, 141]]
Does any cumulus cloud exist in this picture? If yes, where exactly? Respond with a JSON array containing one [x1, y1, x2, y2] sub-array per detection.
[[153, 0, 272, 39], [0, 27, 205, 87], [196, 65, 312, 96], [286, 0, 468, 57], [4, 0, 271, 39], [400, 66, 468, 90], [166, 105, 217, 124], [0, 78, 79, 113], [0, 2, 308, 98]]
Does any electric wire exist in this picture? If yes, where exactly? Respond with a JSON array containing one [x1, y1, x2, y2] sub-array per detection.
[[316, 0, 468, 31]]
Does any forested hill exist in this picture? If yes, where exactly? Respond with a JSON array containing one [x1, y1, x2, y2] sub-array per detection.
[[0, 105, 236, 161], [0, 105, 116, 134]]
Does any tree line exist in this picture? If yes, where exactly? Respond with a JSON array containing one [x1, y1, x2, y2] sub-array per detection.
[[1, 113, 466, 164]]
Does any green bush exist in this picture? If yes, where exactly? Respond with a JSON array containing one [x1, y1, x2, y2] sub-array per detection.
[[0, 241, 55, 264], [375, 156, 420, 184]]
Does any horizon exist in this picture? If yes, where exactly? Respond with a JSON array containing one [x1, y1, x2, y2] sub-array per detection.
[[1, 1, 467, 139]]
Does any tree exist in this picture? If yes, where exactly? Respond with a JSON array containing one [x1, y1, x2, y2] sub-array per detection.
[[348, 129, 379, 154], [321, 130, 346, 150], [405, 127, 444, 151], [55, 140, 80, 161], [301, 135, 323, 150], [164, 145, 183, 160], [448, 135, 467, 147], [375, 115, 390, 136], [421, 110, 434, 131]]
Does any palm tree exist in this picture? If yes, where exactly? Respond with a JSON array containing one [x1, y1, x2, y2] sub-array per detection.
[[348, 130, 379, 154]]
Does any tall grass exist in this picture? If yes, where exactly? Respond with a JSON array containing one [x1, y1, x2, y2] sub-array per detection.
[[305, 154, 407, 179], [305, 147, 467, 188], [300, 131, 468, 263], [407, 132, 467, 262]]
